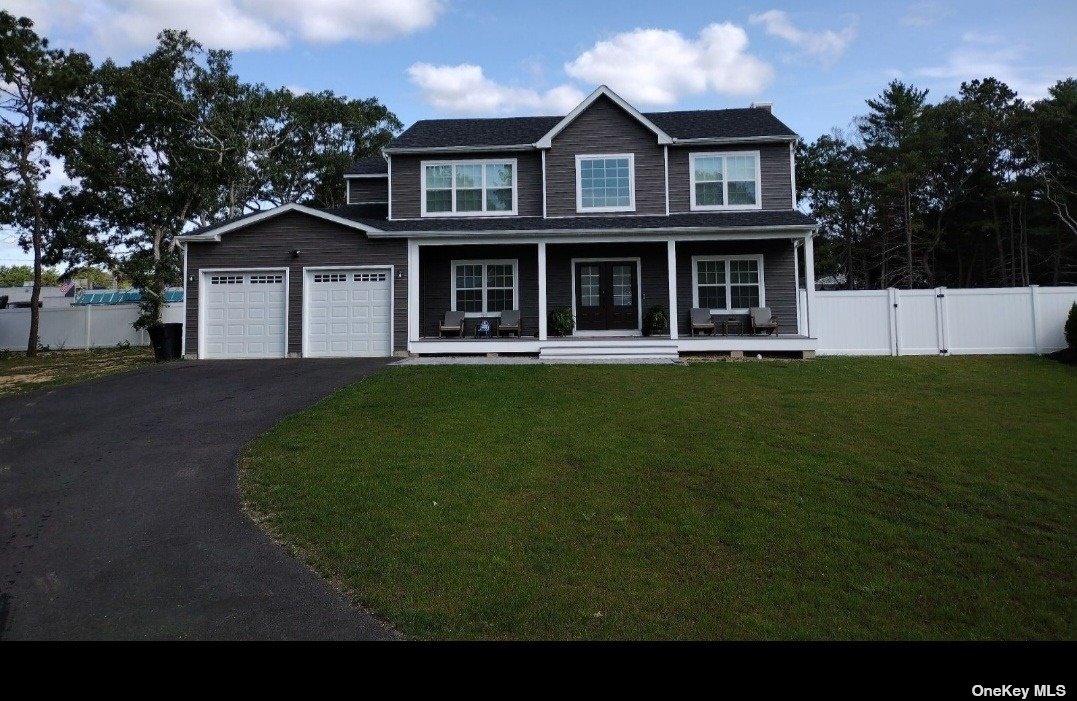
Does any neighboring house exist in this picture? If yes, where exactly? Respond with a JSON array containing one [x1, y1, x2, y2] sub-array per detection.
[[73, 288, 184, 305], [176, 85, 818, 360], [0, 283, 76, 309]]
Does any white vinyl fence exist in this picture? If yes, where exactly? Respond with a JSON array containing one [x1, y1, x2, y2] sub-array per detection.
[[802, 286, 1077, 356], [0, 303, 184, 351]]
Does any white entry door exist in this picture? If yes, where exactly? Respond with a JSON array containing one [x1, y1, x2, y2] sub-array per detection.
[[304, 269, 392, 357], [202, 270, 287, 358]]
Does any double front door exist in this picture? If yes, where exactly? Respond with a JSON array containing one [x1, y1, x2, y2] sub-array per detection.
[[574, 260, 638, 331]]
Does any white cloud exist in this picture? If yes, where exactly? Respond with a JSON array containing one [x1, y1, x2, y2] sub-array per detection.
[[749, 10, 855, 66], [917, 40, 1070, 100], [1, 0, 444, 55], [901, 1, 950, 27], [563, 23, 774, 106], [406, 63, 585, 115]]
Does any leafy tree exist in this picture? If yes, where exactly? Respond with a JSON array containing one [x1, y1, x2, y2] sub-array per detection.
[[1029, 79, 1077, 240], [0, 11, 93, 353], [0, 263, 59, 286]]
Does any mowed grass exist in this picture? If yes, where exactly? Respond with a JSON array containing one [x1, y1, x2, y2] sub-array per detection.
[[0, 346, 153, 398], [241, 356, 1077, 640]]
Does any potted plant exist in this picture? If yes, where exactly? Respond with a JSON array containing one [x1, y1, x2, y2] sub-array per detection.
[[548, 307, 575, 336], [643, 305, 669, 336]]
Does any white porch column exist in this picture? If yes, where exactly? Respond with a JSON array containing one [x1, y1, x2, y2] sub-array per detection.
[[666, 239, 678, 340], [407, 239, 420, 345], [537, 241, 548, 341], [803, 232, 816, 337]]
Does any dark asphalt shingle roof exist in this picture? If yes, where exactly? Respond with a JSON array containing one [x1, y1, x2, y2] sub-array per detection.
[[344, 156, 389, 175], [325, 207, 815, 233], [382, 107, 797, 151]]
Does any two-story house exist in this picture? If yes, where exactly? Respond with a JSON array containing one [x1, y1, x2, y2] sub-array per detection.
[[177, 86, 818, 360]]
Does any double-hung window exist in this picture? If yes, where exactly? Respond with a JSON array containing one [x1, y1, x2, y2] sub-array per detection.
[[692, 255, 765, 312], [451, 260, 518, 316], [422, 160, 516, 216], [576, 154, 635, 212], [690, 152, 761, 210]]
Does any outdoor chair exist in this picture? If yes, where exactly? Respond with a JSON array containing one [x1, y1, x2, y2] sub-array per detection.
[[749, 307, 780, 335], [690, 308, 716, 336], [439, 310, 465, 337], [497, 309, 522, 337]]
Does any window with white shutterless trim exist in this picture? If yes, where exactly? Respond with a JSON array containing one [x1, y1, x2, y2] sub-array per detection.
[[689, 152, 762, 210], [450, 259, 518, 317], [691, 255, 765, 313], [421, 160, 517, 216], [576, 154, 635, 212]]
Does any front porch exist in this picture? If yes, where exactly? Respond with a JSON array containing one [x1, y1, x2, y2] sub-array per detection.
[[406, 233, 818, 358]]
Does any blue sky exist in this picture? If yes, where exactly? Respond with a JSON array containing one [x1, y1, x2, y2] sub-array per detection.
[[2, 0, 1076, 265]]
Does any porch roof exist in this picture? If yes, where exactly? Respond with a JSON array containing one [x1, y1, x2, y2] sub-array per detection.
[[325, 207, 816, 237]]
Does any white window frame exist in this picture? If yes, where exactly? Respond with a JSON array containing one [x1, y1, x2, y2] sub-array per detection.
[[450, 258, 519, 318], [690, 254, 766, 314], [575, 153, 636, 213], [689, 151, 763, 211], [420, 159, 518, 217]]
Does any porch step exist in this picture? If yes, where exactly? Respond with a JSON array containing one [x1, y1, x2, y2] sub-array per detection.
[[539, 342, 680, 360]]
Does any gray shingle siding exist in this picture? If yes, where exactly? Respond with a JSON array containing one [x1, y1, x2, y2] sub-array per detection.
[[675, 239, 799, 336], [544, 95, 666, 217], [389, 151, 543, 219], [184, 211, 407, 355], [667, 143, 792, 213], [347, 177, 388, 204]]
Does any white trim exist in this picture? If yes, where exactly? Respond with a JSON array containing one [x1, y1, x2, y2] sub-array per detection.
[[343, 173, 388, 179], [792, 238, 801, 333], [407, 335, 816, 355], [803, 232, 816, 337], [449, 258, 519, 318], [176, 203, 382, 243], [387, 155, 393, 220], [575, 153, 636, 213], [407, 239, 419, 343], [663, 145, 670, 216], [387, 144, 535, 155], [300, 265, 394, 358], [197, 267, 289, 360], [420, 158, 519, 217], [569, 257, 644, 334], [666, 239, 678, 340], [688, 151, 763, 211], [789, 140, 797, 205], [672, 135, 797, 146], [393, 229, 813, 245], [534, 85, 673, 148], [537, 242, 548, 341], [690, 254, 766, 314], [540, 149, 547, 219]]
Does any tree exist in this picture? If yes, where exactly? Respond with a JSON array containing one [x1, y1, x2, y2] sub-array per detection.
[[0, 11, 92, 353], [0, 263, 59, 286], [1029, 79, 1077, 240]]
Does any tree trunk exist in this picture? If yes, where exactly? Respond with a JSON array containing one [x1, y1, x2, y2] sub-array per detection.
[[904, 183, 914, 289]]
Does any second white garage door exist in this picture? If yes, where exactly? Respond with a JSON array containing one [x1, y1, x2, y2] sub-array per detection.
[[304, 268, 392, 357]]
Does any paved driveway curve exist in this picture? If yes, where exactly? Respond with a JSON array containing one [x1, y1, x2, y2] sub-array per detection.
[[0, 359, 396, 640]]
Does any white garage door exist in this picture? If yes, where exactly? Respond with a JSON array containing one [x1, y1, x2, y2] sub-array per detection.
[[305, 269, 392, 357], [202, 271, 287, 358]]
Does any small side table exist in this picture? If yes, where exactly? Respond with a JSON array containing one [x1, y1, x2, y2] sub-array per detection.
[[722, 318, 744, 336], [474, 317, 493, 339]]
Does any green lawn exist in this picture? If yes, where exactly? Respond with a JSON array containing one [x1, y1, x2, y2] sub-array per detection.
[[0, 346, 153, 398], [241, 356, 1077, 640]]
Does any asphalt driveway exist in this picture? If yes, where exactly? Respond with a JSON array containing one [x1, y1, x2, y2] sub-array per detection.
[[0, 358, 397, 640]]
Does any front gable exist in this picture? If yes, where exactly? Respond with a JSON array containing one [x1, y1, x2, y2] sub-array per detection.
[[544, 94, 667, 217]]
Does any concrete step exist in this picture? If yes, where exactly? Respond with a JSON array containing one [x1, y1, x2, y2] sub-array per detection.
[[539, 342, 680, 359]]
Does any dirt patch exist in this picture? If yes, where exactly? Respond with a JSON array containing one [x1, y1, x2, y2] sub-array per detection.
[[0, 372, 55, 387]]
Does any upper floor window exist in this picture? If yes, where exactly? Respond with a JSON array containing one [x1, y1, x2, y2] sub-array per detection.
[[421, 160, 516, 216], [690, 152, 761, 210], [576, 154, 635, 212]]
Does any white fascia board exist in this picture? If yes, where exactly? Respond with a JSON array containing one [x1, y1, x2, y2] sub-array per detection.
[[344, 173, 388, 179], [534, 85, 673, 148], [384, 144, 535, 155], [367, 225, 816, 241], [672, 135, 797, 146], [174, 203, 383, 243]]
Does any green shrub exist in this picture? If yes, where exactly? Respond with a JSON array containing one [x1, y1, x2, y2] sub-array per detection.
[[1066, 302, 1077, 349], [643, 305, 669, 336], [548, 307, 575, 336]]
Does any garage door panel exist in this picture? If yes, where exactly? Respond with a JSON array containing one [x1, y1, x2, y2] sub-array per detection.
[[305, 269, 391, 357], [203, 271, 287, 358]]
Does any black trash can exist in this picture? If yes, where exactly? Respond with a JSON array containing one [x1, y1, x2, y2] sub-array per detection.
[[148, 322, 183, 362]]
